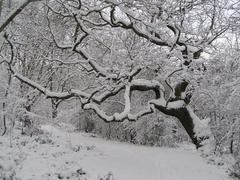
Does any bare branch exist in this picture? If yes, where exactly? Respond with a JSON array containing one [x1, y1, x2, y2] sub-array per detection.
[[46, 10, 73, 50], [0, 0, 41, 33]]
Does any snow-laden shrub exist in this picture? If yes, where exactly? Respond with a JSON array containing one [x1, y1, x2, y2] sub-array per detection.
[[0, 166, 16, 180], [98, 172, 115, 180], [121, 114, 189, 147], [230, 156, 240, 179]]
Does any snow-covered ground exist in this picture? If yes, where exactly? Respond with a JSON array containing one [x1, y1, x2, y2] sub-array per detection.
[[0, 124, 231, 180]]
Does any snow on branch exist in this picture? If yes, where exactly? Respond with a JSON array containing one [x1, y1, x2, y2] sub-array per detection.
[[12, 69, 93, 100], [98, 3, 227, 66], [11, 64, 170, 122], [82, 84, 132, 122], [83, 83, 156, 122], [114, 83, 131, 120], [128, 103, 155, 121], [11, 63, 199, 124], [46, 9, 120, 80], [131, 79, 164, 98]]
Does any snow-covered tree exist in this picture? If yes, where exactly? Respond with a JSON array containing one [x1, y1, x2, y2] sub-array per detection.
[[0, 0, 237, 151]]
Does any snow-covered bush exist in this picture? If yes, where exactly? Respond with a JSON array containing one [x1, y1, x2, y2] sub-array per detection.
[[231, 157, 240, 179]]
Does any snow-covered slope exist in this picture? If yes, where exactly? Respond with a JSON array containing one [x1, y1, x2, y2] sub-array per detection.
[[0, 125, 231, 180]]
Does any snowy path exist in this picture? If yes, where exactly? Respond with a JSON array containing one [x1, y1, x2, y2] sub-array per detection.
[[0, 125, 231, 180]]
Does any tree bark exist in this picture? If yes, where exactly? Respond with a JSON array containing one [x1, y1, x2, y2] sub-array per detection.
[[155, 105, 209, 149], [51, 99, 58, 119], [1, 71, 12, 136], [2, 102, 7, 135]]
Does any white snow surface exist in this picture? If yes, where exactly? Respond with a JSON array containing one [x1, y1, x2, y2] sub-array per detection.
[[0, 124, 231, 180]]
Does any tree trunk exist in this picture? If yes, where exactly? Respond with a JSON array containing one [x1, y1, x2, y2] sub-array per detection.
[[230, 134, 234, 154], [24, 105, 31, 126], [1, 71, 12, 136], [8, 0, 11, 9], [155, 105, 210, 149], [1, 102, 7, 135], [51, 100, 58, 119], [173, 107, 208, 148]]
